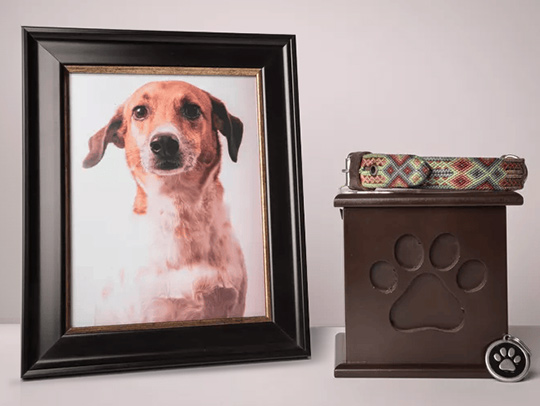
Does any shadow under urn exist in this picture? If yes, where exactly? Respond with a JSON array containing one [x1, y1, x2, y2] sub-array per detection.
[[334, 190, 523, 378]]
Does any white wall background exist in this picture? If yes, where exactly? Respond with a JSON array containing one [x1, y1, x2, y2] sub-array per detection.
[[1, 0, 539, 326]]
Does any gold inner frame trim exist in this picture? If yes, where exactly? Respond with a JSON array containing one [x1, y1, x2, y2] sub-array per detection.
[[64, 65, 272, 335], [65, 65, 262, 76], [69, 315, 271, 335]]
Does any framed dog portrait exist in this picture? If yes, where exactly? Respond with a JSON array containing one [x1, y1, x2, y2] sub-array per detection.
[[22, 27, 309, 379]]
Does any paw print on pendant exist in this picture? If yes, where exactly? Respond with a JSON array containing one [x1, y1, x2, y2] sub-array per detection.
[[369, 233, 488, 332], [485, 336, 531, 382], [493, 347, 521, 372]]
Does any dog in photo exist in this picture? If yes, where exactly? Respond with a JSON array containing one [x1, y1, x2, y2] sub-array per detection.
[[83, 80, 247, 325]]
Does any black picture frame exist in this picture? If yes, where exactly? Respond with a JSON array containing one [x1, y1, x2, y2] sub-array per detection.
[[22, 26, 309, 379]]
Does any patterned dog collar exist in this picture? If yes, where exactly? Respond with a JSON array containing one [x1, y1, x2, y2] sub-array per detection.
[[344, 152, 527, 191]]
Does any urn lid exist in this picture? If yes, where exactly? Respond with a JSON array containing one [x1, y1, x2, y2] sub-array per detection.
[[334, 190, 523, 208]]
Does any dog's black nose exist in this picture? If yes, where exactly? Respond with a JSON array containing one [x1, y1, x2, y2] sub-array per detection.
[[150, 135, 180, 158]]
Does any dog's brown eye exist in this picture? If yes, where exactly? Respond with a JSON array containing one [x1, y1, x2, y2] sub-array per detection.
[[182, 103, 201, 120], [133, 105, 149, 120]]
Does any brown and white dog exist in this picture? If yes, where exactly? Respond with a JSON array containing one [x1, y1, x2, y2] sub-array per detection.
[[83, 81, 247, 324]]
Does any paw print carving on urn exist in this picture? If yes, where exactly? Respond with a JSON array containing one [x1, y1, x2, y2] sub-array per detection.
[[369, 233, 488, 332]]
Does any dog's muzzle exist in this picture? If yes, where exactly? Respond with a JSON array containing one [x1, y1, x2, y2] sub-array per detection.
[[150, 134, 183, 170]]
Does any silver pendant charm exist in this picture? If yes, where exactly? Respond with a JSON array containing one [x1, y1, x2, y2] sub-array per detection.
[[485, 334, 531, 382]]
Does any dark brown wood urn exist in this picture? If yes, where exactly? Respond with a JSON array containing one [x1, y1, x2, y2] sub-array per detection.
[[334, 191, 523, 378]]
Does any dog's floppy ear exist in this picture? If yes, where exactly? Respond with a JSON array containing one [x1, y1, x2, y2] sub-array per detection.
[[208, 94, 244, 162], [83, 106, 125, 168]]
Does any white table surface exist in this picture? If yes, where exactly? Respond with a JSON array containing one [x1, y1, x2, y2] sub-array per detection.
[[1, 325, 539, 406]]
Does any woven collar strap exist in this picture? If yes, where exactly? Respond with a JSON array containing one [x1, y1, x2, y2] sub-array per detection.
[[348, 152, 527, 191]]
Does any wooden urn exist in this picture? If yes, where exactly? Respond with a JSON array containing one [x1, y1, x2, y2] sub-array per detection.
[[334, 190, 523, 378]]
